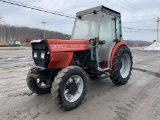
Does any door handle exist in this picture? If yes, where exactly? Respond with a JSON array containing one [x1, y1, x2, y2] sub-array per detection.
[[99, 40, 105, 45]]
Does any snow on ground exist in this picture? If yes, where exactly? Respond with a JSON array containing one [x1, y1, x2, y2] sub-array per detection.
[[143, 42, 160, 50]]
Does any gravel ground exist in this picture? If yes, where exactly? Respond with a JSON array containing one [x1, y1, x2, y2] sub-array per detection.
[[0, 48, 160, 120]]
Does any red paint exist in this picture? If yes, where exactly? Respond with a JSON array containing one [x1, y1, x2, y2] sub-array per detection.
[[47, 39, 90, 52], [102, 61, 108, 68], [46, 39, 90, 69], [110, 42, 127, 71], [47, 52, 73, 69]]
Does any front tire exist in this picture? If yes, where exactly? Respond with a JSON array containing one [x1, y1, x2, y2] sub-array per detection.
[[26, 67, 51, 95], [52, 66, 88, 111], [110, 46, 133, 85]]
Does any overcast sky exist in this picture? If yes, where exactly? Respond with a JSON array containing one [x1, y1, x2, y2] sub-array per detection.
[[0, 0, 160, 41]]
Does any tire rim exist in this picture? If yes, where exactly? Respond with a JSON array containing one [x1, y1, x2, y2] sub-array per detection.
[[120, 53, 131, 78], [64, 75, 83, 102]]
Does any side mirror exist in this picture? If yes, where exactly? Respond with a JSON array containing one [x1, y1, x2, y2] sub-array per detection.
[[99, 40, 105, 45]]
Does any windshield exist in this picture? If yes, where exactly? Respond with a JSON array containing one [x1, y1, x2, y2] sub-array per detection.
[[71, 13, 100, 40]]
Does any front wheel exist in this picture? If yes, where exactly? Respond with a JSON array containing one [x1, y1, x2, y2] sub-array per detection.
[[26, 67, 51, 95], [51, 66, 88, 111], [110, 46, 133, 85]]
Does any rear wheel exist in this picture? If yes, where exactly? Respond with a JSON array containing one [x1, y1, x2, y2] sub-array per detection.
[[110, 46, 133, 85], [26, 67, 51, 95], [51, 66, 88, 111]]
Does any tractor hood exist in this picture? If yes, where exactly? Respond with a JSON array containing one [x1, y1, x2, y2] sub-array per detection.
[[47, 39, 90, 52]]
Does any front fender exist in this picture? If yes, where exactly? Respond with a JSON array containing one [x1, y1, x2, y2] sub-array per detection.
[[47, 52, 74, 69]]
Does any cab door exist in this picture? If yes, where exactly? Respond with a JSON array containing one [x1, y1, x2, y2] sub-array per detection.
[[98, 13, 116, 70]]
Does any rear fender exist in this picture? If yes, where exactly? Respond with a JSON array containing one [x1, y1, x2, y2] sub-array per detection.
[[110, 42, 127, 72]]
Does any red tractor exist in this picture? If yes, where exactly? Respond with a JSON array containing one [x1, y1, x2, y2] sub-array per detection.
[[27, 5, 133, 110]]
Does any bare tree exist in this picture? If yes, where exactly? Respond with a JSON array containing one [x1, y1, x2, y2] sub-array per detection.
[[1, 24, 70, 43]]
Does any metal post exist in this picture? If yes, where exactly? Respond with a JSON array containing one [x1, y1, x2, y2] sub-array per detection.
[[157, 17, 160, 42], [3, 21, 6, 42], [42, 21, 46, 39], [0, 16, 3, 42]]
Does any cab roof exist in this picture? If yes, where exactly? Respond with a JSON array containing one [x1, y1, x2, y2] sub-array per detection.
[[76, 5, 121, 17]]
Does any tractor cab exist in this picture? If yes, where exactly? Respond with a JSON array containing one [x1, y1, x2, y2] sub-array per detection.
[[71, 5, 122, 71]]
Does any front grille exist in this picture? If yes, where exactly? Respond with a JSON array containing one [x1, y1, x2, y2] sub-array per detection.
[[31, 41, 50, 68], [34, 59, 46, 68], [33, 43, 47, 50]]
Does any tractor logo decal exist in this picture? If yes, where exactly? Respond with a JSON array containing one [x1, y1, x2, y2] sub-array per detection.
[[51, 44, 67, 50], [50, 44, 89, 50]]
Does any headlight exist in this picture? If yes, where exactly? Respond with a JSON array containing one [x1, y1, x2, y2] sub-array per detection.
[[41, 53, 45, 59], [34, 52, 37, 58]]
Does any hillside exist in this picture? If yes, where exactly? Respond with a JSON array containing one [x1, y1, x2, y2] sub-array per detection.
[[0, 24, 70, 42]]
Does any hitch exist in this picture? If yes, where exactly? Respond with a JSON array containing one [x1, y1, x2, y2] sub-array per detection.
[[30, 66, 45, 79]]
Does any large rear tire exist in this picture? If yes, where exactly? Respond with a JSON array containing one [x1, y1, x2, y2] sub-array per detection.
[[51, 66, 88, 111], [26, 67, 51, 95], [110, 46, 133, 85]]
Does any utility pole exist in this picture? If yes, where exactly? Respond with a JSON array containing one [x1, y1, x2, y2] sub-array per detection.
[[2, 21, 6, 42], [157, 17, 160, 42], [42, 21, 46, 39], [0, 15, 3, 42]]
